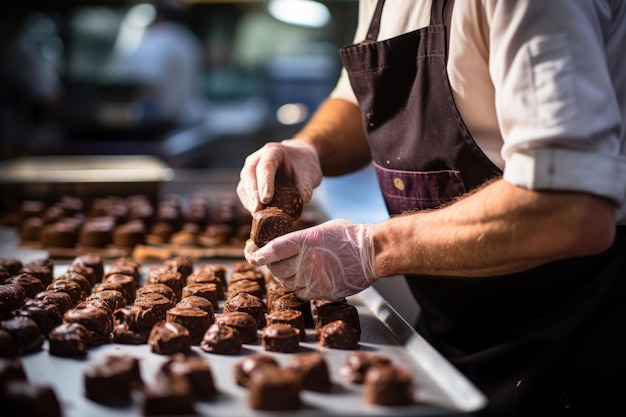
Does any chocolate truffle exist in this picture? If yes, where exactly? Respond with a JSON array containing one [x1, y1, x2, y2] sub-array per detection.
[[248, 367, 301, 411], [86, 289, 126, 313], [46, 279, 83, 306], [4, 273, 44, 298], [161, 353, 217, 399], [315, 301, 361, 340], [261, 323, 300, 353], [63, 305, 113, 346], [40, 220, 80, 248], [3, 380, 62, 417], [163, 256, 194, 280], [234, 353, 279, 388], [78, 217, 114, 248], [34, 291, 72, 316], [267, 183, 303, 221], [141, 373, 195, 416], [186, 270, 225, 300], [17, 298, 62, 336], [112, 220, 146, 248], [200, 322, 242, 355], [103, 273, 137, 304], [17, 264, 53, 287], [364, 365, 415, 406], [166, 306, 212, 345], [134, 292, 174, 323], [272, 292, 314, 328], [0, 284, 27, 319], [285, 352, 332, 392], [48, 322, 90, 357], [181, 283, 218, 312], [112, 306, 158, 344], [214, 311, 258, 344], [176, 296, 215, 318], [84, 354, 143, 404], [250, 207, 294, 247], [339, 351, 393, 384], [228, 279, 265, 300], [223, 292, 266, 328], [0, 328, 17, 357], [137, 283, 177, 304], [146, 266, 184, 301], [266, 309, 306, 341], [317, 320, 359, 350], [0, 316, 44, 354], [148, 322, 191, 355]]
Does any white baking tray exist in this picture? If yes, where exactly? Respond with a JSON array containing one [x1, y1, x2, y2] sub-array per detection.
[[19, 270, 486, 417]]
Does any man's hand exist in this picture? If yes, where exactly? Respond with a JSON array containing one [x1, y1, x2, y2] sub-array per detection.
[[245, 219, 379, 300], [237, 139, 322, 214]]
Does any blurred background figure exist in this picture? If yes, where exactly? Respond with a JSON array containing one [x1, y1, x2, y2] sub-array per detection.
[[104, 0, 206, 130]]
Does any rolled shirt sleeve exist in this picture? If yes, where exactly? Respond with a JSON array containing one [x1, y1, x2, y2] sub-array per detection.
[[489, 0, 626, 212]]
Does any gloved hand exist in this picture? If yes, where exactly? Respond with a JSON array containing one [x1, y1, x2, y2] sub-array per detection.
[[237, 139, 322, 214], [244, 219, 379, 300]]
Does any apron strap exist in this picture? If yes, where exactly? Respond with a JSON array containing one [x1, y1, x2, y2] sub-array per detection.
[[430, 0, 447, 26], [363, 0, 386, 43]]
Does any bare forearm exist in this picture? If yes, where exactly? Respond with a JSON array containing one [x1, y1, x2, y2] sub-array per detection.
[[373, 179, 616, 278], [295, 98, 370, 176]]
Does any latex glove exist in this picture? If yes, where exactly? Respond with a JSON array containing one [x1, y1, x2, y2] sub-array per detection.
[[237, 139, 322, 214], [245, 219, 379, 300]]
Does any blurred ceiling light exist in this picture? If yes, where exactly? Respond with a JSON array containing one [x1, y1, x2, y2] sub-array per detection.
[[268, 0, 330, 28], [277, 103, 309, 125]]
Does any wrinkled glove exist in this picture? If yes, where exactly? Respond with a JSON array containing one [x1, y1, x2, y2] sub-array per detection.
[[237, 139, 322, 214], [245, 219, 379, 300]]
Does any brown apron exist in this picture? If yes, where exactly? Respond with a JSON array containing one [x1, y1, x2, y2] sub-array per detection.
[[339, 0, 626, 415]]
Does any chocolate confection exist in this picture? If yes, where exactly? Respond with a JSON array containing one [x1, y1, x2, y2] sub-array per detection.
[[149, 222, 175, 243], [339, 351, 393, 384], [0, 328, 18, 357], [266, 309, 306, 341], [0, 258, 23, 276], [181, 282, 218, 312], [86, 289, 126, 313], [84, 354, 143, 404], [19, 217, 44, 242], [223, 292, 266, 328], [107, 258, 142, 285], [229, 269, 266, 292], [148, 322, 191, 355], [163, 256, 194, 280], [45, 279, 83, 306], [17, 298, 63, 336], [161, 353, 217, 399], [266, 282, 293, 309], [112, 219, 146, 248], [318, 320, 360, 350], [3, 380, 62, 417], [103, 273, 137, 303], [141, 373, 195, 416], [0, 284, 27, 319], [4, 273, 44, 298], [315, 301, 361, 340], [92, 280, 129, 303], [250, 207, 294, 247], [78, 217, 114, 248], [197, 263, 228, 282], [262, 323, 300, 353], [72, 253, 104, 283], [176, 296, 215, 318], [266, 177, 303, 220], [134, 292, 174, 323], [54, 271, 91, 296], [166, 306, 212, 345], [66, 262, 97, 287], [186, 270, 225, 300], [0, 357, 27, 388], [248, 366, 302, 411], [364, 365, 415, 406], [0, 316, 44, 354], [48, 322, 89, 357], [34, 291, 73, 316], [18, 264, 53, 287], [24, 257, 54, 273], [40, 219, 80, 248], [234, 353, 279, 388], [203, 222, 233, 245], [112, 306, 158, 344], [63, 305, 113, 346], [0, 265, 13, 282], [146, 266, 184, 301], [75, 299, 114, 317], [285, 352, 332, 392], [227, 279, 265, 300], [137, 283, 177, 304], [215, 311, 258, 344], [272, 292, 314, 328], [200, 322, 242, 355]]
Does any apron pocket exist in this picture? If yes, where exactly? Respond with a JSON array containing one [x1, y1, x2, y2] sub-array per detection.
[[374, 162, 466, 214]]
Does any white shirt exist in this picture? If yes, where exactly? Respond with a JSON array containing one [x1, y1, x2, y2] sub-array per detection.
[[331, 0, 626, 223]]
